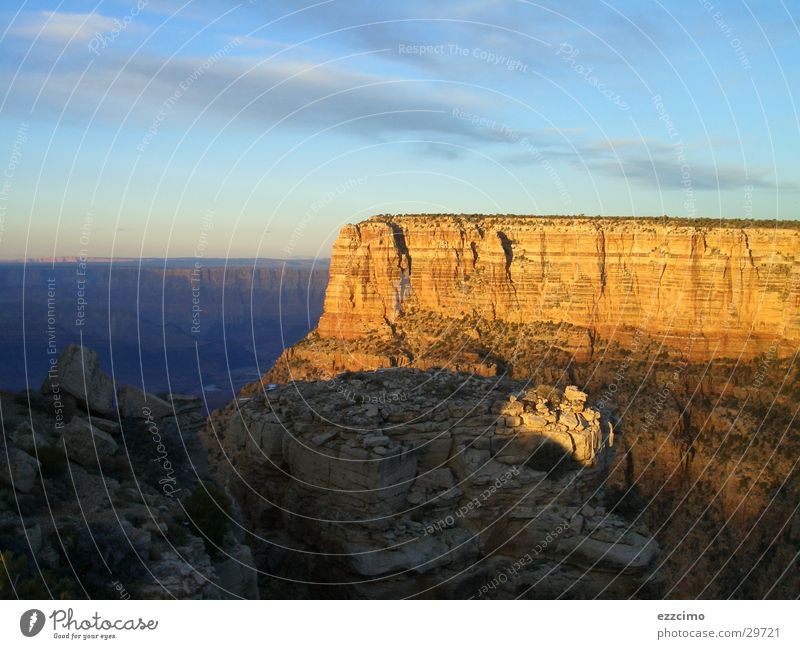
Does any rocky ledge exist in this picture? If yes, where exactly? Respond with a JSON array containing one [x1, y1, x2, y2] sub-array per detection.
[[1, 345, 257, 599], [204, 368, 662, 598]]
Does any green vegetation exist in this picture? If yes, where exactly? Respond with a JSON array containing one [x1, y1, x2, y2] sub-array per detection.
[[166, 522, 190, 547], [0, 550, 74, 599], [368, 213, 800, 229], [605, 485, 646, 520], [182, 483, 231, 557]]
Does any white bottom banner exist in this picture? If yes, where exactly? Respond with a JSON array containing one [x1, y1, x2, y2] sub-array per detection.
[[0, 600, 796, 647]]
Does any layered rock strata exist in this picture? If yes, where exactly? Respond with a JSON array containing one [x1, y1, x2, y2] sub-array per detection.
[[275, 215, 800, 383]]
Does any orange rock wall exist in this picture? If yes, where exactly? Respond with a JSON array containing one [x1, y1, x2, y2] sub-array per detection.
[[318, 216, 800, 359]]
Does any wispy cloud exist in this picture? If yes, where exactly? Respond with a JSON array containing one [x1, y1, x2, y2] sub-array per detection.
[[430, 127, 793, 192], [2, 1, 792, 201], [1, 44, 489, 140], [238, 0, 673, 78], [12, 11, 127, 44], [584, 155, 797, 191]]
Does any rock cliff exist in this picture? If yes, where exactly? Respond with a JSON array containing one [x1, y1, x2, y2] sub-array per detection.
[[269, 215, 799, 383]]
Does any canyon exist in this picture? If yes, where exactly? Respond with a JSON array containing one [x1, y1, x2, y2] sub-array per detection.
[[211, 215, 800, 598], [4, 215, 799, 598]]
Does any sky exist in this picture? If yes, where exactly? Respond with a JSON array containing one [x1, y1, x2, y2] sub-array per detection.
[[0, 0, 797, 259]]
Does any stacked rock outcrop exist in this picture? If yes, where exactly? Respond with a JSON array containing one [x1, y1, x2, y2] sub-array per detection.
[[493, 384, 608, 469]]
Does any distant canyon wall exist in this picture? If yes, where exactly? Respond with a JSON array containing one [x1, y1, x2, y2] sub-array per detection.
[[0, 262, 328, 399]]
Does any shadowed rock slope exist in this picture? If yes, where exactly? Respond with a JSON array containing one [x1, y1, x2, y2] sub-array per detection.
[[204, 370, 662, 598], [1, 345, 257, 599]]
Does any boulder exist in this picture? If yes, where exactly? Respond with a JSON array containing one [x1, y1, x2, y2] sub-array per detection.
[[559, 530, 658, 575], [564, 386, 588, 403], [9, 422, 50, 453], [0, 447, 41, 493], [88, 416, 121, 435], [118, 384, 173, 419], [215, 543, 260, 599], [349, 527, 479, 577], [60, 417, 118, 466], [43, 345, 117, 417], [559, 412, 580, 429], [500, 400, 524, 417], [362, 433, 391, 448], [26, 524, 43, 554], [521, 413, 548, 429]]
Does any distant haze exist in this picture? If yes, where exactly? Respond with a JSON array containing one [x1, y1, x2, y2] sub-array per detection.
[[0, 259, 328, 409]]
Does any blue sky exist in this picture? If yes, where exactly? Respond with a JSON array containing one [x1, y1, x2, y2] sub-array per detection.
[[0, 0, 797, 258]]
